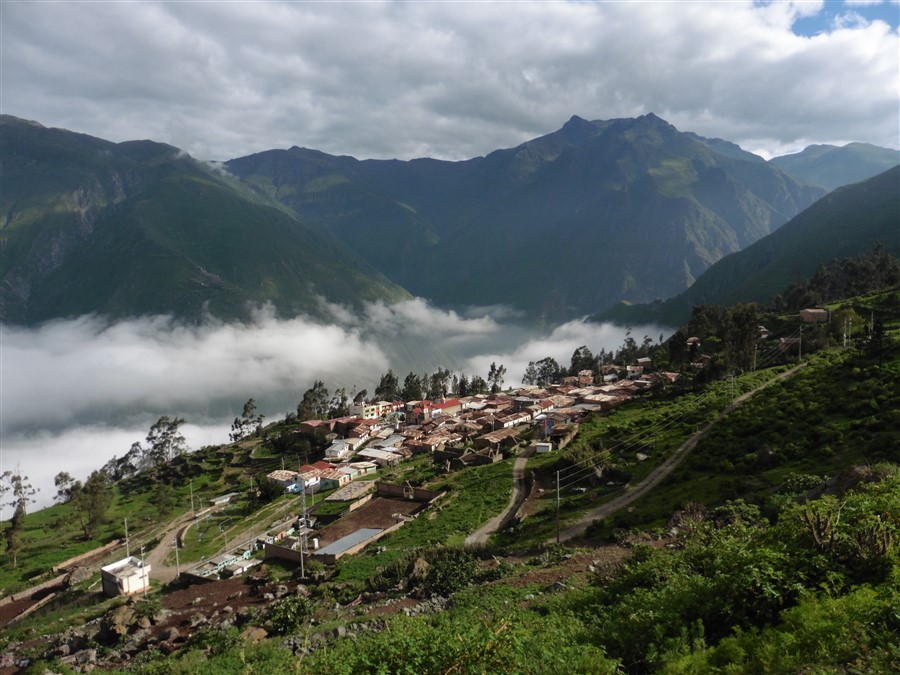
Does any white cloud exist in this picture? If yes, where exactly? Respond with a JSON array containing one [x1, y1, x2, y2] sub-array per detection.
[[1, 1, 896, 161], [0, 301, 675, 510]]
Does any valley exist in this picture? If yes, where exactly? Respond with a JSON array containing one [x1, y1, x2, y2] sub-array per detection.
[[1, 286, 897, 673]]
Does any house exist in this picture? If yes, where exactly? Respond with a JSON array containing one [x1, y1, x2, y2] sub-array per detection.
[[348, 400, 399, 419], [317, 468, 352, 490], [536, 442, 553, 454], [208, 492, 241, 507], [356, 448, 403, 467], [101, 556, 151, 597], [800, 308, 829, 323], [325, 440, 353, 461], [266, 469, 300, 488]]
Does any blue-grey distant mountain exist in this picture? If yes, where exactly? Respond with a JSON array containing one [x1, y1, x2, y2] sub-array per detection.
[[0, 116, 409, 325], [599, 165, 900, 326], [227, 114, 825, 320], [770, 143, 899, 192]]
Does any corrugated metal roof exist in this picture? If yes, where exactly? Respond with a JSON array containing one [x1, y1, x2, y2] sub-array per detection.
[[316, 528, 383, 556]]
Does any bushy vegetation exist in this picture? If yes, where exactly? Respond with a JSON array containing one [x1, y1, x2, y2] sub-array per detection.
[[773, 245, 900, 311]]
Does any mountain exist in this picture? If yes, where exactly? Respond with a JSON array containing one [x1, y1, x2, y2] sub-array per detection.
[[228, 114, 825, 319], [770, 143, 899, 192], [0, 116, 409, 325], [600, 165, 900, 326]]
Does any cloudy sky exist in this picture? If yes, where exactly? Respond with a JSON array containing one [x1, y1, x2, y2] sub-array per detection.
[[2, 0, 897, 162]]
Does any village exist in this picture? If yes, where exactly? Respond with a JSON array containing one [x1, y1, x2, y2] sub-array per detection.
[[93, 357, 684, 598]]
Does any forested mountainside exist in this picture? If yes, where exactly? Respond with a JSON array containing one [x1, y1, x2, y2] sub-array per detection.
[[770, 142, 899, 191], [600, 165, 900, 326], [227, 113, 825, 319], [0, 116, 409, 325]]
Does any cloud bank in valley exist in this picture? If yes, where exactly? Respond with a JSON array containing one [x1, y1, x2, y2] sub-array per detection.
[[1, 1, 897, 161], [1, 300, 668, 507]]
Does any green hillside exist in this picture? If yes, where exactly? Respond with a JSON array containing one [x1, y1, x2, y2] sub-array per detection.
[[601, 166, 900, 326], [2, 291, 897, 673], [0, 116, 409, 325], [228, 114, 825, 320]]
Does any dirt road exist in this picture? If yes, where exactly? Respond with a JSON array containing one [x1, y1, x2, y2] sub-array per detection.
[[551, 364, 806, 543], [466, 445, 535, 545]]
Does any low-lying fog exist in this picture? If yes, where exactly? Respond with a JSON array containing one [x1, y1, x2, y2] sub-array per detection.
[[1, 299, 669, 513]]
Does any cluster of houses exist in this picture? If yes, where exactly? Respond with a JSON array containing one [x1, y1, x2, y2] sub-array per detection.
[[268, 363, 680, 481], [98, 361, 680, 595]]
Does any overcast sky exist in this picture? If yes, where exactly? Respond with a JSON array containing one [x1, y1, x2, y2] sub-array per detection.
[[2, 0, 897, 161]]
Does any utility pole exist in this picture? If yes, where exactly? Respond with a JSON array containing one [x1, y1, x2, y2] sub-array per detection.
[[140, 545, 147, 597], [189, 481, 195, 518], [174, 541, 180, 579], [799, 324, 802, 360], [124, 517, 130, 557], [555, 470, 561, 545], [299, 480, 309, 579]]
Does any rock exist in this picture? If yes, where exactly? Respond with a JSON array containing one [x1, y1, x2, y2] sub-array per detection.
[[636, 453, 648, 462], [263, 593, 275, 601], [190, 596, 205, 607], [227, 591, 243, 601], [66, 566, 93, 586], [409, 557, 430, 582], [108, 605, 136, 628], [161, 627, 180, 642], [544, 581, 568, 593], [152, 608, 173, 623], [138, 616, 151, 629], [275, 584, 290, 599], [241, 626, 268, 643], [74, 648, 98, 664], [189, 613, 208, 628]]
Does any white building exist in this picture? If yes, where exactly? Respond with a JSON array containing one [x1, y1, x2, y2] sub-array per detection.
[[101, 556, 151, 597]]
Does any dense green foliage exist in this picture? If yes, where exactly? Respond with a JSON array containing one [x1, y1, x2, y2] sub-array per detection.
[[773, 245, 900, 311]]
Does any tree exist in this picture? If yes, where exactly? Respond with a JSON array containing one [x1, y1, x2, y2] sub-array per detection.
[[487, 362, 507, 393], [329, 387, 350, 418], [374, 369, 400, 401], [569, 346, 598, 375], [470, 375, 489, 395], [144, 416, 188, 466], [296, 380, 329, 420], [522, 361, 538, 386], [456, 373, 470, 397], [64, 470, 113, 540], [427, 367, 451, 400], [535, 357, 561, 386], [153, 479, 175, 519], [401, 372, 423, 402], [1, 471, 37, 567], [230, 398, 265, 441], [725, 302, 760, 371]]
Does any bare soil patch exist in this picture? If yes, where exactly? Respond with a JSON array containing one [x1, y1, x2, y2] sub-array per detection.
[[315, 497, 426, 547]]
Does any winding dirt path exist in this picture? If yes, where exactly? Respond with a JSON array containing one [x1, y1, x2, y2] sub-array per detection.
[[466, 444, 535, 545], [551, 364, 807, 543]]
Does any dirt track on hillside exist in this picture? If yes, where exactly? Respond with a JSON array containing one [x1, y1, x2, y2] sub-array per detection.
[[552, 364, 807, 543]]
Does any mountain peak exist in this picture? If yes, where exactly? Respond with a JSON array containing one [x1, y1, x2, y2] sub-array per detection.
[[559, 115, 598, 141]]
